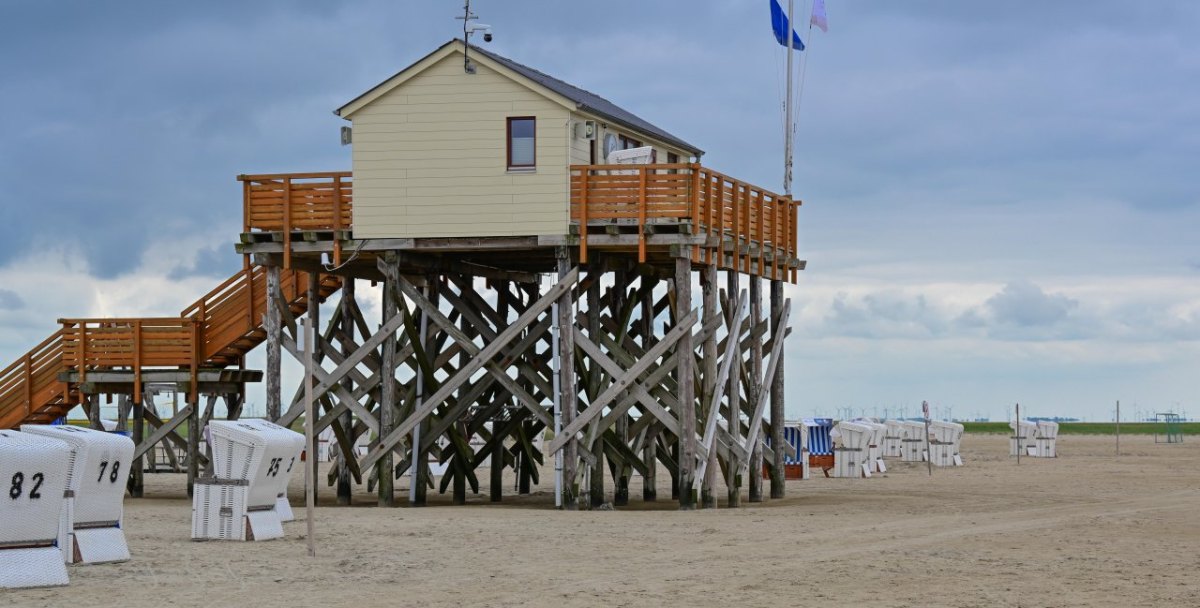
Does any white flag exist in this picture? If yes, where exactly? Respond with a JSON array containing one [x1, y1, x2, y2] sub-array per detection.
[[810, 0, 828, 32]]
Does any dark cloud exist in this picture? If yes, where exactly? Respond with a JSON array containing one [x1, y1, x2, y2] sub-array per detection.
[[985, 280, 1077, 327], [822, 290, 947, 338], [0, 289, 23, 310]]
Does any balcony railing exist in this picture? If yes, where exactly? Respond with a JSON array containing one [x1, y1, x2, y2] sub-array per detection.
[[0, 330, 67, 428], [570, 163, 800, 282], [180, 266, 337, 364], [238, 165, 799, 282], [59, 318, 200, 403], [240, 172, 353, 269]]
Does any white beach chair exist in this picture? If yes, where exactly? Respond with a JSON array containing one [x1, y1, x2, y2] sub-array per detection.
[[21, 425, 134, 564], [832, 421, 874, 478], [192, 420, 304, 541], [883, 420, 905, 459], [899, 421, 927, 463], [0, 430, 72, 588], [1035, 421, 1059, 458], [1009, 420, 1039, 457], [927, 421, 964, 467]]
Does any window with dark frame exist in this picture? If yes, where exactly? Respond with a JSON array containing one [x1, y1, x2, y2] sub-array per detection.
[[507, 117, 536, 169]]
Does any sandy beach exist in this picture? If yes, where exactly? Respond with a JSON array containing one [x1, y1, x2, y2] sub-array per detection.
[[4, 433, 1197, 608]]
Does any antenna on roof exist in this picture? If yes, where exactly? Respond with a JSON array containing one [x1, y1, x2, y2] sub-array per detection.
[[457, 0, 494, 74]]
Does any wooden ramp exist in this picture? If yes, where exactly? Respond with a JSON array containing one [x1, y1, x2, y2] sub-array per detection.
[[0, 266, 339, 429]]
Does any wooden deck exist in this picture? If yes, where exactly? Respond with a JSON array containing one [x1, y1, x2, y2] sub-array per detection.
[[571, 163, 799, 282], [238, 164, 801, 282]]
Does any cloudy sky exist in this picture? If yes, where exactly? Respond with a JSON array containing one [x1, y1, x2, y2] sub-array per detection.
[[1, 1, 1197, 422]]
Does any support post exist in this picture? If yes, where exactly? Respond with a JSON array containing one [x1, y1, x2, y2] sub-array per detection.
[[187, 389, 199, 498], [490, 425, 504, 502], [306, 271, 320, 506], [769, 279, 786, 499], [265, 265, 282, 421], [519, 420, 533, 495], [338, 279, 355, 505], [612, 267, 631, 507], [700, 263, 719, 509], [556, 247, 578, 510], [131, 391, 145, 497], [640, 277, 659, 503], [453, 309, 473, 506], [83, 393, 102, 430], [748, 275, 764, 503], [378, 253, 399, 507], [587, 271, 605, 509], [491, 283, 509, 503], [410, 279, 432, 507], [726, 270, 742, 507], [675, 255, 696, 510]]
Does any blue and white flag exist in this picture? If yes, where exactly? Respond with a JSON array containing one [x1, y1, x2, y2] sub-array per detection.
[[810, 0, 828, 32], [770, 0, 806, 50]]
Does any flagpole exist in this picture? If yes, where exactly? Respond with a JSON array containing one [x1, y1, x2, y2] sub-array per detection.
[[784, 0, 796, 196]]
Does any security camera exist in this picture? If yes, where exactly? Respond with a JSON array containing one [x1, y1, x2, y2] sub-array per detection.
[[466, 23, 493, 42]]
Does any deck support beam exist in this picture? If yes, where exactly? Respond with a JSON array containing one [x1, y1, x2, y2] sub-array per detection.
[[640, 276, 658, 502], [337, 279, 355, 505], [378, 253, 399, 507], [726, 270, 743, 507], [675, 255, 696, 510], [306, 271, 321, 505], [130, 391, 145, 497], [265, 265, 282, 422], [187, 389, 199, 498], [611, 266, 631, 507], [556, 248, 579, 509], [700, 263, 719, 509], [769, 279, 787, 499], [586, 269, 605, 508], [748, 274, 764, 503]]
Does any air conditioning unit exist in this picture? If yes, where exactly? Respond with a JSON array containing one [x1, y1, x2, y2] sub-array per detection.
[[575, 120, 596, 140]]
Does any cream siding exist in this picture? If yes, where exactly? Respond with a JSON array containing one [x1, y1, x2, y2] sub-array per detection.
[[350, 52, 572, 239], [573, 112, 695, 165]]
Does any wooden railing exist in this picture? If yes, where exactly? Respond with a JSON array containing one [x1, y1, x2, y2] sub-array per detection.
[[1, 265, 340, 428], [59, 318, 200, 405], [181, 266, 331, 364], [570, 163, 800, 282], [240, 171, 353, 269], [0, 330, 68, 429]]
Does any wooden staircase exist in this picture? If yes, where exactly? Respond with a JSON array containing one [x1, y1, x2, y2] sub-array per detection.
[[0, 265, 340, 429]]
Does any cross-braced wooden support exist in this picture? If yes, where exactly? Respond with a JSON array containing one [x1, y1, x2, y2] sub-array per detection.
[[261, 244, 791, 513]]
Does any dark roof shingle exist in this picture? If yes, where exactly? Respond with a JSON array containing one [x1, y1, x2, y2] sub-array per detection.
[[468, 43, 702, 155]]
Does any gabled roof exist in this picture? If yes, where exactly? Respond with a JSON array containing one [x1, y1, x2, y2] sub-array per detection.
[[336, 39, 703, 156]]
